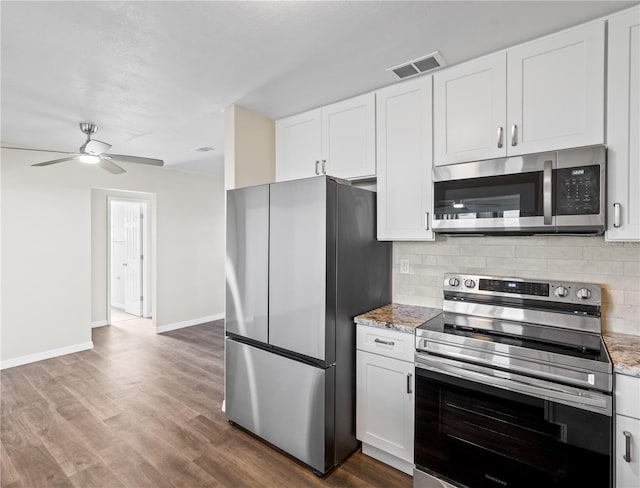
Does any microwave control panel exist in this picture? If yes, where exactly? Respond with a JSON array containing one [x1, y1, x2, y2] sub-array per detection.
[[554, 165, 600, 215]]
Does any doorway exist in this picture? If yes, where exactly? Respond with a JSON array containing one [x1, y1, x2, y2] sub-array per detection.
[[108, 197, 151, 325]]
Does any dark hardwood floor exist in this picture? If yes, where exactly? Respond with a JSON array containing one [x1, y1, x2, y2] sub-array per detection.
[[1, 320, 412, 487]]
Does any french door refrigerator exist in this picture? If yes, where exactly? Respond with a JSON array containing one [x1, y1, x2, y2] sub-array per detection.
[[225, 176, 391, 475]]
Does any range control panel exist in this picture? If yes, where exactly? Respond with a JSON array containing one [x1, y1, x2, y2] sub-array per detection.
[[444, 273, 601, 306]]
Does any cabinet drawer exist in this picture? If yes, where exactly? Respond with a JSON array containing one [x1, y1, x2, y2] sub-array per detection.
[[356, 325, 415, 362], [616, 374, 640, 419]]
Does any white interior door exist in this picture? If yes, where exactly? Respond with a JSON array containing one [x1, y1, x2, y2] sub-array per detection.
[[124, 202, 142, 316]]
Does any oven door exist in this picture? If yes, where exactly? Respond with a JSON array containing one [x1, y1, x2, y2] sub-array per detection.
[[432, 152, 554, 234], [415, 354, 612, 488]]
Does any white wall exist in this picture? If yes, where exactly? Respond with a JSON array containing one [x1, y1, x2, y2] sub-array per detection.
[[394, 235, 640, 336], [1, 149, 225, 367]]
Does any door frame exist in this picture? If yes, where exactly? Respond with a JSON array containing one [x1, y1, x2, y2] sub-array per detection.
[[107, 196, 152, 324]]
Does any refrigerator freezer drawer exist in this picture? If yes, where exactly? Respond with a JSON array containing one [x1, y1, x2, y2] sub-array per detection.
[[225, 338, 335, 473]]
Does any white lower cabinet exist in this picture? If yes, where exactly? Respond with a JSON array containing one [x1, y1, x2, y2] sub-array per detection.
[[617, 415, 640, 488], [616, 373, 640, 488], [356, 326, 414, 475]]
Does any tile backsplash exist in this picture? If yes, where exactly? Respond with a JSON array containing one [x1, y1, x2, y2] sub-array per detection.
[[393, 235, 640, 336]]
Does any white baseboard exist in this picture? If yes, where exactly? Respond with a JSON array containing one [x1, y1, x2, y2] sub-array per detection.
[[0, 341, 94, 370], [361, 443, 414, 476], [91, 320, 109, 328], [111, 302, 125, 310], [156, 313, 224, 334]]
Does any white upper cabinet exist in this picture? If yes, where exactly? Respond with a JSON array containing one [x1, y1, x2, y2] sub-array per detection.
[[275, 93, 375, 182], [321, 93, 376, 180], [606, 6, 640, 242], [434, 21, 605, 166], [434, 53, 507, 165], [275, 109, 321, 182], [507, 21, 605, 155], [376, 76, 434, 241]]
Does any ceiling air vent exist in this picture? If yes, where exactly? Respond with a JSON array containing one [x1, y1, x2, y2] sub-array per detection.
[[193, 146, 215, 152], [387, 51, 446, 79]]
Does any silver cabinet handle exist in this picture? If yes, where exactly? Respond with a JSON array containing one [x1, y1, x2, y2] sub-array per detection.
[[624, 431, 632, 463], [543, 160, 552, 225], [613, 203, 621, 228], [511, 124, 518, 146], [374, 338, 395, 346], [122, 263, 128, 267], [424, 212, 430, 231], [407, 373, 413, 394], [314, 160, 319, 175], [497, 126, 504, 148], [321, 159, 326, 174]]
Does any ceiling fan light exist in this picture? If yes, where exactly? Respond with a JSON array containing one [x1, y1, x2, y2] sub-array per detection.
[[79, 154, 100, 164]]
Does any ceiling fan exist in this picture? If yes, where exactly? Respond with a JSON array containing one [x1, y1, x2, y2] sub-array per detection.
[[1, 123, 164, 174]]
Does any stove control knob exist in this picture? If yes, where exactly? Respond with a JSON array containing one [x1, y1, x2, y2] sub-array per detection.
[[464, 279, 476, 288], [448, 277, 460, 287], [576, 288, 592, 300], [554, 286, 569, 298]]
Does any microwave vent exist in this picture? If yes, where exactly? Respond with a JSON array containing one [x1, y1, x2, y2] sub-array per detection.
[[387, 51, 446, 79]]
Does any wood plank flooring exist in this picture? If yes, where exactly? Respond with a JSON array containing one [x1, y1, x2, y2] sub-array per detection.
[[1, 320, 412, 487]]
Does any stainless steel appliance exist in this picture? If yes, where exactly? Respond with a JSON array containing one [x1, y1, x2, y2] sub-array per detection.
[[414, 273, 612, 488], [225, 176, 391, 475], [432, 145, 606, 235]]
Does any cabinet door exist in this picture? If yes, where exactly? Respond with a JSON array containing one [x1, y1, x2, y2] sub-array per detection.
[[616, 415, 640, 488], [356, 350, 414, 464], [433, 52, 507, 165], [275, 108, 321, 181], [376, 76, 434, 241], [607, 7, 640, 241], [321, 93, 376, 180], [507, 21, 605, 155]]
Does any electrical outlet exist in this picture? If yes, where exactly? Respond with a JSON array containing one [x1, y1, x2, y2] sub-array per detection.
[[400, 259, 410, 274]]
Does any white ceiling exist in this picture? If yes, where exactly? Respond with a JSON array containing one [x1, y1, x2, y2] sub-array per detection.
[[1, 1, 636, 175]]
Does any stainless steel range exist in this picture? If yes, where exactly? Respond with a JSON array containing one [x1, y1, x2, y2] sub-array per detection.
[[414, 274, 612, 488]]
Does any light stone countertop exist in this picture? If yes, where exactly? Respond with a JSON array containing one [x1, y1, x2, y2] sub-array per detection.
[[603, 332, 640, 378], [355, 305, 640, 377], [355, 303, 442, 334]]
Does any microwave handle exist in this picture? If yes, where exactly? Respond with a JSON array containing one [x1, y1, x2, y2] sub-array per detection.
[[543, 160, 552, 225]]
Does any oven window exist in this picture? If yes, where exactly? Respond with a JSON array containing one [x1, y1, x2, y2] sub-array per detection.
[[415, 368, 611, 488], [434, 172, 543, 220]]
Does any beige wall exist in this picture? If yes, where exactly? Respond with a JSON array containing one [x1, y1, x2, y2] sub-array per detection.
[[394, 235, 640, 335], [1, 149, 225, 365], [224, 105, 275, 189]]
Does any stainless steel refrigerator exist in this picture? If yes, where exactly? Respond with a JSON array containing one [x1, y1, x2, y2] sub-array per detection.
[[225, 176, 391, 475]]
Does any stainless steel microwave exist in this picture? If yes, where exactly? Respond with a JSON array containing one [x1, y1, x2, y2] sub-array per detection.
[[432, 145, 606, 235]]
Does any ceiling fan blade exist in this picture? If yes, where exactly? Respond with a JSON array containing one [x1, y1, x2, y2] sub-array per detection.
[[2, 146, 76, 155], [107, 154, 164, 166], [32, 156, 78, 166], [81, 139, 112, 155], [99, 158, 126, 174]]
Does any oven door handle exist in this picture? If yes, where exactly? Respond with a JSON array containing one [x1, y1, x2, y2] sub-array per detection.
[[415, 354, 611, 415]]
